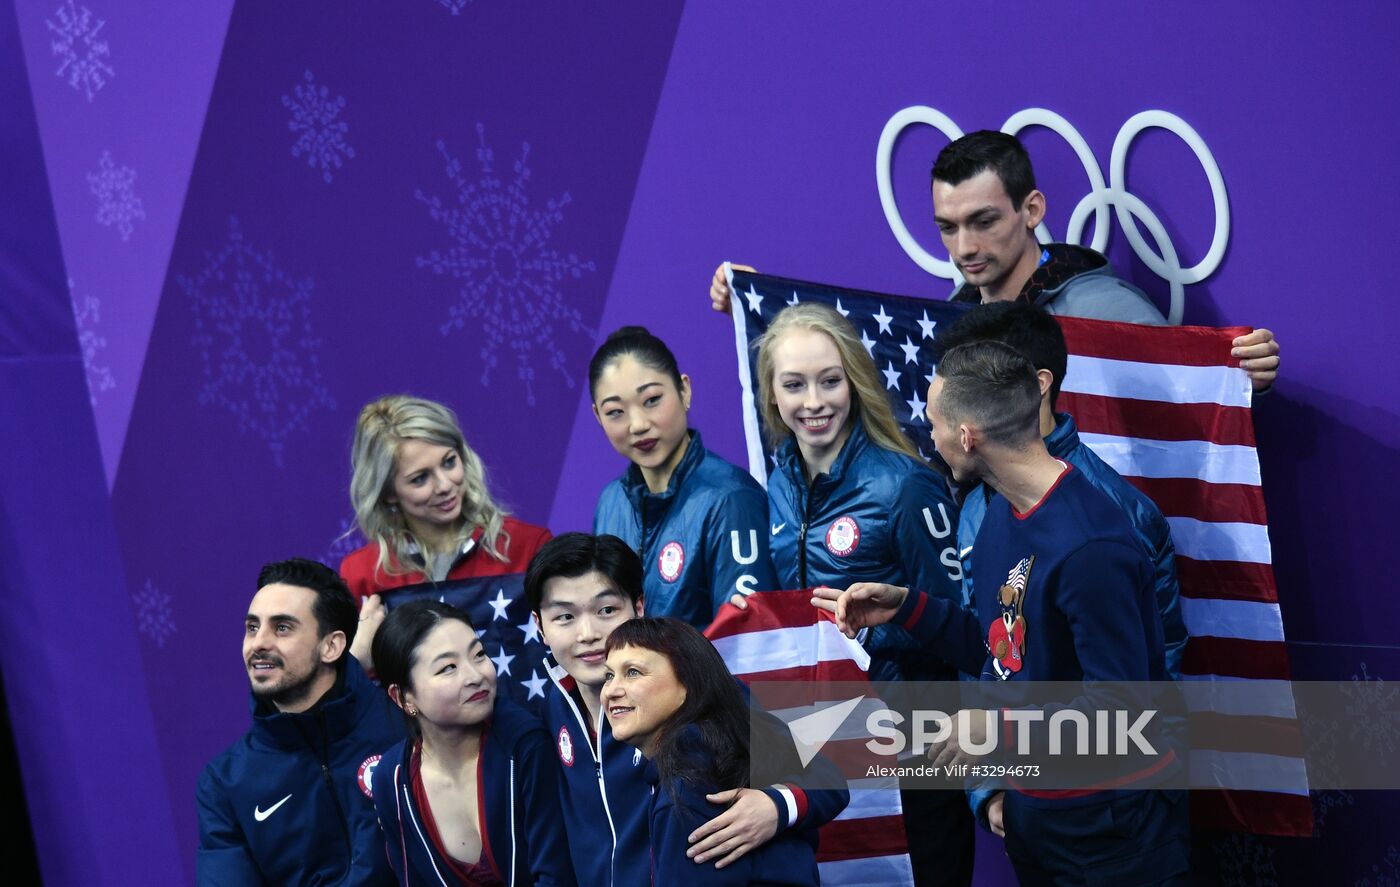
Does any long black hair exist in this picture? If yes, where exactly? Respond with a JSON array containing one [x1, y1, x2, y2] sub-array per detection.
[[371, 599, 477, 736], [604, 617, 749, 794]]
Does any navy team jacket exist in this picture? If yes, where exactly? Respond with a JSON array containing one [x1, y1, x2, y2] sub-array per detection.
[[196, 656, 404, 886], [958, 412, 1187, 679], [644, 729, 820, 887], [542, 656, 846, 887], [371, 695, 576, 886], [595, 430, 778, 629], [893, 465, 1173, 808], [767, 418, 963, 683]]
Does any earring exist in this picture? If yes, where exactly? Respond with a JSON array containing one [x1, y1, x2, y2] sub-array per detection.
[[387, 503, 399, 514], [405, 705, 417, 717]]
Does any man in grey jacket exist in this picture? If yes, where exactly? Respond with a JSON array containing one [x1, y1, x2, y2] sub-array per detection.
[[709, 130, 1281, 391]]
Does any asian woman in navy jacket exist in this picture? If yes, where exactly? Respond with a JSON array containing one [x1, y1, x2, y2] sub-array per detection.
[[370, 600, 575, 886], [590, 327, 777, 630], [601, 617, 819, 887]]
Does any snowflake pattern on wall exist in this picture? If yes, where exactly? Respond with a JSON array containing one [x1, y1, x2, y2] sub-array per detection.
[[1343, 661, 1399, 756], [1213, 833, 1278, 887], [46, 0, 114, 101], [435, 0, 470, 14], [86, 150, 145, 240], [415, 124, 596, 405], [324, 515, 367, 569], [281, 70, 355, 184], [178, 217, 336, 467], [1359, 845, 1400, 887], [132, 579, 176, 648], [70, 283, 115, 405]]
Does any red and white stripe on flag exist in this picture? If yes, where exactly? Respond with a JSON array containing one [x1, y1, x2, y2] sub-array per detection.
[[706, 591, 917, 887], [1057, 316, 1312, 837]]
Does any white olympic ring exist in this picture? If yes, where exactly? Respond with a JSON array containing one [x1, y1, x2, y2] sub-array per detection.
[[875, 107, 1230, 326]]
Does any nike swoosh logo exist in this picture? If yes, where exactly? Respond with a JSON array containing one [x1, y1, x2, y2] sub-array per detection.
[[959, 546, 974, 559], [771, 522, 786, 536], [254, 793, 292, 822]]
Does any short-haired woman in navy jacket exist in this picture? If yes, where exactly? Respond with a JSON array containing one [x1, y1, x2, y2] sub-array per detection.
[[590, 327, 777, 630], [602, 617, 819, 887], [370, 600, 575, 886]]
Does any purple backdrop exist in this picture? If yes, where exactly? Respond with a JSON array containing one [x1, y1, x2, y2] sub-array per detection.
[[2, 1, 1397, 884]]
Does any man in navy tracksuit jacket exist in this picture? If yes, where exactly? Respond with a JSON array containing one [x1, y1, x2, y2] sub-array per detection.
[[818, 342, 1188, 885], [196, 559, 404, 886], [595, 430, 778, 630], [936, 300, 1187, 682], [525, 533, 846, 887], [371, 694, 576, 886]]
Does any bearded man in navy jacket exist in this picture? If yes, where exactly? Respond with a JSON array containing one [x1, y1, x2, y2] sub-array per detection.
[[196, 558, 404, 886]]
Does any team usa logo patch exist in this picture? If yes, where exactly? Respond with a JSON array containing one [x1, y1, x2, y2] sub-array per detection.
[[658, 541, 685, 582], [357, 754, 381, 799], [824, 516, 861, 557], [989, 556, 1035, 680], [557, 726, 575, 767]]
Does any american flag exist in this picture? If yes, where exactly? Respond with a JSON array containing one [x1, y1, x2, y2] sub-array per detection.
[[378, 574, 552, 715], [707, 590, 916, 887], [725, 267, 1312, 839]]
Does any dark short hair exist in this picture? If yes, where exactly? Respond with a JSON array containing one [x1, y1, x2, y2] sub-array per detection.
[[256, 558, 357, 662], [371, 600, 477, 733], [934, 301, 1068, 407], [931, 130, 1037, 211], [605, 618, 749, 796], [524, 533, 643, 614], [934, 340, 1042, 445], [588, 326, 683, 400]]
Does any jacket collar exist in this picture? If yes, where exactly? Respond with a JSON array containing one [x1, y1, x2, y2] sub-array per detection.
[[622, 429, 706, 512], [774, 417, 870, 491], [1045, 412, 1080, 459], [249, 655, 376, 751]]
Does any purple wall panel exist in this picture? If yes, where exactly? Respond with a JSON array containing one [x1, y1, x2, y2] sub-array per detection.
[[12, 0, 237, 485], [0, 0, 182, 882]]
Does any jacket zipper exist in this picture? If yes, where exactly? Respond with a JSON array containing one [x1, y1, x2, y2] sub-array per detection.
[[315, 710, 354, 860], [797, 468, 815, 589]]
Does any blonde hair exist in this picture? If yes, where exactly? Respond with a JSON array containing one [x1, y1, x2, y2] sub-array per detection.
[[754, 303, 920, 461], [350, 395, 510, 579]]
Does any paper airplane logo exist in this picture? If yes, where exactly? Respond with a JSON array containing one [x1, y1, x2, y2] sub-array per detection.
[[787, 696, 865, 767]]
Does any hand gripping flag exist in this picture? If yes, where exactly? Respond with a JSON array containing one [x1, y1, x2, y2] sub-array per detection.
[[707, 590, 916, 887], [726, 267, 1311, 837]]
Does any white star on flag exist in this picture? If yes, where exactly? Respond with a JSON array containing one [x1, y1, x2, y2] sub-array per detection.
[[744, 284, 764, 314], [907, 388, 927, 423], [899, 336, 920, 364], [491, 647, 516, 677], [882, 361, 901, 390], [523, 669, 548, 700], [925, 368, 937, 387], [873, 305, 893, 335], [488, 589, 512, 621], [787, 291, 800, 306], [860, 328, 876, 357], [518, 617, 541, 644], [917, 310, 938, 340], [834, 298, 849, 318]]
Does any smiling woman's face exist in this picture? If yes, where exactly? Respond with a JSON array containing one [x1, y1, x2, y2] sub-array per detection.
[[401, 619, 496, 729], [601, 644, 687, 754]]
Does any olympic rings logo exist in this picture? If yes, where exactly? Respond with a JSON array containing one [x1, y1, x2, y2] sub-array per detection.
[[875, 107, 1229, 325]]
